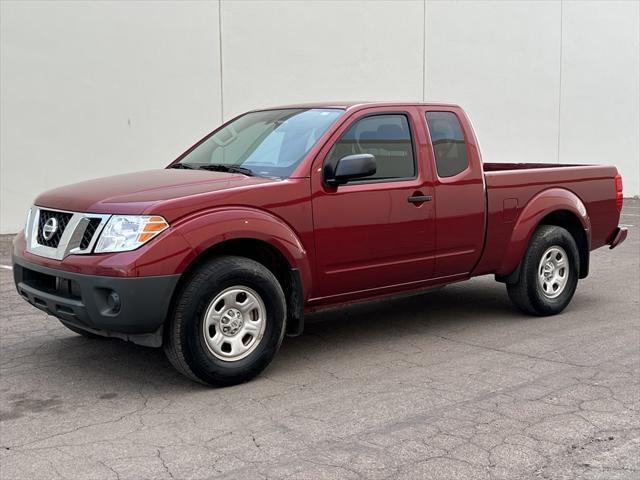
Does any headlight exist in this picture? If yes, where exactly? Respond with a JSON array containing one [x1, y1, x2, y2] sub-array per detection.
[[94, 215, 169, 253]]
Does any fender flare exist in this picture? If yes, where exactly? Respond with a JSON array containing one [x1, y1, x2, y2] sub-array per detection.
[[496, 188, 591, 277], [175, 207, 312, 296]]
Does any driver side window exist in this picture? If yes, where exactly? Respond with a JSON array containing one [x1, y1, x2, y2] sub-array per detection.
[[325, 114, 415, 181]]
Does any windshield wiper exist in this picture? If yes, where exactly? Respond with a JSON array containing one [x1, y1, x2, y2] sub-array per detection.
[[168, 163, 195, 169], [197, 164, 256, 176]]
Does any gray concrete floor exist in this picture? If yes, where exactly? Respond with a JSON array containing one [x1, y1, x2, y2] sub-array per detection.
[[1, 200, 638, 480]]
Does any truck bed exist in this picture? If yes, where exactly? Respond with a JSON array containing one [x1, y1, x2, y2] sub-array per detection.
[[473, 163, 620, 276]]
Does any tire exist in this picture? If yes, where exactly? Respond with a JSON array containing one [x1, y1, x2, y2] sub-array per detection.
[[59, 320, 101, 338], [164, 256, 286, 387], [506, 225, 579, 316]]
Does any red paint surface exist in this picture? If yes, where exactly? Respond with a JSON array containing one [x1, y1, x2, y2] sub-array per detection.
[[14, 102, 623, 308]]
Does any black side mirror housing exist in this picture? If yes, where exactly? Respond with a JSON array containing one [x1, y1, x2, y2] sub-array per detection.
[[326, 154, 376, 187]]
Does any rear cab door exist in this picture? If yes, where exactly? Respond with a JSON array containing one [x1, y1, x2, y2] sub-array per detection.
[[420, 106, 486, 278], [309, 105, 437, 300]]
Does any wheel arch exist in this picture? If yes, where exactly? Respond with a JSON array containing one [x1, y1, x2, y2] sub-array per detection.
[[496, 188, 591, 281], [170, 208, 309, 335]]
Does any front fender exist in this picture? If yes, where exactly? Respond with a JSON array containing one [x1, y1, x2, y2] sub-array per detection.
[[175, 207, 312, 294], [497, 188, 591, 277]]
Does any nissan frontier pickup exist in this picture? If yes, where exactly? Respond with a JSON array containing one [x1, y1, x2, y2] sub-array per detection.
[[12, 102, 627, 386]]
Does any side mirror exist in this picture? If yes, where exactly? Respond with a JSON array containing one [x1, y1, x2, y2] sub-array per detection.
[[326, 154, 376, 186]]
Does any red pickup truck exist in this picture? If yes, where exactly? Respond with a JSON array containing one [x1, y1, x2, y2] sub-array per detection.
[[12, 102, 627, 386]]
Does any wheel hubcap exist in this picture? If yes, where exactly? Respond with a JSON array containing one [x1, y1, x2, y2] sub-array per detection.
[[537, 246, 569, 299], [202, 286, 266, 361], [220, 308, 243, 335]]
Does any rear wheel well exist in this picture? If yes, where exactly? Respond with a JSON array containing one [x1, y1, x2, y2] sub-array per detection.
[[538, 210, 589, 279], [170, 238, 304, 336], [497, 209, 589, 284]]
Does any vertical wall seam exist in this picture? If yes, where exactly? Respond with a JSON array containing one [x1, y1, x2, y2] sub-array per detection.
[[218, 0, 225, 122], [557, 0, 563, 164], [422, 0, 427, 101]]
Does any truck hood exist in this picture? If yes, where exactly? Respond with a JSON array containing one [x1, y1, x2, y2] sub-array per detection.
[[34, 169, 276, 215]]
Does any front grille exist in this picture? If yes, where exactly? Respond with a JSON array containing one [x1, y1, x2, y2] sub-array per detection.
[[80, 218, 102, 250], [37, 210, 73, 248], [26, 207, 110, 260]]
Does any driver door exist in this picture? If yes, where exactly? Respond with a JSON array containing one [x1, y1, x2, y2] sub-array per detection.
[[310, 107, 436, 300]]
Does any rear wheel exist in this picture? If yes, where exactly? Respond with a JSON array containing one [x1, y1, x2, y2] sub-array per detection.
[[164, 256, 286, 387], [507, 225, 579, 316]]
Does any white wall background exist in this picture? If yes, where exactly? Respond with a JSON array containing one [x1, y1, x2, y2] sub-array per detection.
[[1, 0, 638, 233]]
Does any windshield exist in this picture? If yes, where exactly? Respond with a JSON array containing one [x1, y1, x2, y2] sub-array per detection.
[[176, 108, 344, 178]]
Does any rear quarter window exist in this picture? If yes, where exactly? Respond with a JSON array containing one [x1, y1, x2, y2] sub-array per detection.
[[426, 111, 469, 178]]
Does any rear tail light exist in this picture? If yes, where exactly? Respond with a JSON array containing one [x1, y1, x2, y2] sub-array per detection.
[[614, 174, 623, 212]]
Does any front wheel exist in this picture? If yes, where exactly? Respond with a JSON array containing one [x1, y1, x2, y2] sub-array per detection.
[[507, 225, 579, 316], [164, 256, 286, 387]]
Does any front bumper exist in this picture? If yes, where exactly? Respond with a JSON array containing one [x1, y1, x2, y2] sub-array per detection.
[[12, 255, 180, 347]]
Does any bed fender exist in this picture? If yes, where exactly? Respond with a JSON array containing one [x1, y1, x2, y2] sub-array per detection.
[[496, 188, 591, 278]]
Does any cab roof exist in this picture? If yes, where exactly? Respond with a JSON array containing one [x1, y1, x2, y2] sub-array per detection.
[[252, 101, 461, 111]]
